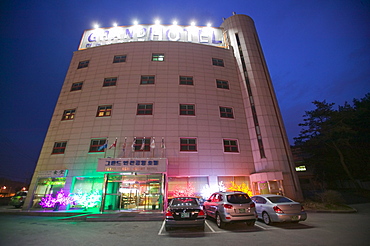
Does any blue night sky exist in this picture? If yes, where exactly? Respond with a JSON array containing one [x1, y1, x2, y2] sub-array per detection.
[[0, 0, 369, 182]]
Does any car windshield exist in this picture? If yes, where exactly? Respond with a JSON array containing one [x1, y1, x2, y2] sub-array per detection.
[[171, 198, 198, 206], [15, 192, 27, 196], [267, 196, 292, 203], [226, 194, 251, 204]]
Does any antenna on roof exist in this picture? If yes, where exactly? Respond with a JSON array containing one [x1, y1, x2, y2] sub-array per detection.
[[232, 12, 236, 15]]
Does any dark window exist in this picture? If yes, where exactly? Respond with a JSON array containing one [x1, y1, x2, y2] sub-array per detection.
[[223, 139, 239, 152], [180, 104, 195, 115], [179, 76, 193, 85], [137, 104, 153, 115], [52, 141, 67, 154], [212, 58, 224, 67], [62, 109, 76, 121], [96, 105, 112, 117], [152, 53, 164, 61], [103, 77, 117, 87], [133, 138, 151, 151], [89, 139, 107, 152], [77, 60, 89, 69], [220, 107, 234, 118], [180, 138, 197, 151], [140, 75, 155, 84], [113, 55, 126, 63], [216, 79, 229, 89], [71, 82, 83, 91]]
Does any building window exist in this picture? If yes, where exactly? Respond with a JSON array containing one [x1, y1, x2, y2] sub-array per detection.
[[96, 105, 112, 117], [103, 77, 117, 87], [52, 141, 67, 154], [62, 109, 76, 121], [216, 79, 229, 89], [77, 60, 89, 69], [180, 138, 197, 151], [137, 104, 153, 115], [113, 55, 126, 63], [133, 137, 151, 151], [223, 139, 239, 152], [140, 75, 155, 85], [179, 76, 194, 85], [212, 58, 224, 67], [220, 107, 234, 118], [71, 82, 83, 91], [152, 53, 164, 61], [180, 104, 195, 115], [89, 138, 107, 152]]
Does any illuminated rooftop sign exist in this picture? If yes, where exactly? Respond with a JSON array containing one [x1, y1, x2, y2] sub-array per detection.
[[79, 24, 225, 50]]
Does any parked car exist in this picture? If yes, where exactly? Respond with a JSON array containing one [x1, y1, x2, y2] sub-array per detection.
[[203, 191, 256, 228], [165, 197, 206, 231], [9, 191, 28, 208], [251, 194, 307, 225]]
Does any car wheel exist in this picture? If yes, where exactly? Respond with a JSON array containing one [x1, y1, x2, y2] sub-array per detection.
[[246, 221, 255, 227], [216, 213, 225, 228], [14, 205, 21, 208], [262, 212, 272, 225]]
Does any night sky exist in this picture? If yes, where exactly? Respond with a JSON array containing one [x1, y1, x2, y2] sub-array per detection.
[[1, 0, 369, 183]]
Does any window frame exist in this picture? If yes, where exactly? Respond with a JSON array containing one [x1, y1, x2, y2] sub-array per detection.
[[140, 75, 155, 85], [152, 53, 165, 62], [137, 104, 153, 115], [180, 138, 197, 152], [179, 104, 195, 116], [61, 109, 76, 121], [223, 139, 239, 153], [52, 141, 67, 154], [219, 106, 234, 118], [216, 79, 229, 89], [96, 105, 112, 117], [212, 58, 224, 67], [89, 138, 107, 153], [77, 60, 89, 69], [103, 77, 117, 87], [71, 82, 83, 91], [113, 55, 127, 63], [179, 76, 194, 85]]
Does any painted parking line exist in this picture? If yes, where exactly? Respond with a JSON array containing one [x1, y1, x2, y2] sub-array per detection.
[[158, 219, 217, 235]]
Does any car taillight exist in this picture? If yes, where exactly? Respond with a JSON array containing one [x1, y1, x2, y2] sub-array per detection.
[[301, 205, 305, 212], [250, 202, 255, 208], [198, 210, 205, 216], [273, 206, 283, 214], [19, 197, 24, 201], [224, 204, 233, 209], [165, 211, 173, 218]]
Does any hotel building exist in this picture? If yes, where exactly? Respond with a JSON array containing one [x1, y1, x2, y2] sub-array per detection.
[[25, 13, 303, 211]]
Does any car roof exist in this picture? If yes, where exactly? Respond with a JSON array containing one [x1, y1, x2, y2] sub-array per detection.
[[214, 191, 246, 195], [252, 194, 283, 198]]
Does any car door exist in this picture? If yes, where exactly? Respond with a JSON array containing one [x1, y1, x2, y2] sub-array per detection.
[[204, 194, 215, 218], [253, 196, 266, 218]]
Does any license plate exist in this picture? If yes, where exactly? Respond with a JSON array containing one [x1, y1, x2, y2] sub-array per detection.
[[181, 212, 190, 218], [291, 215, 299, 221], [238, 209, 246, 213]]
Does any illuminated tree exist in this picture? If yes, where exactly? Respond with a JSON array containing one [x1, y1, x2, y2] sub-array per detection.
[[227, 182, 253, 197], [172, 183, 195, 197]]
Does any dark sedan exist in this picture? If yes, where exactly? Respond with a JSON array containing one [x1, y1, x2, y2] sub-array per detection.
[[165, 197, 206, 231]]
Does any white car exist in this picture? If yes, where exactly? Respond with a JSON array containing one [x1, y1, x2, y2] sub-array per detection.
[[251, 194, 307, 225]]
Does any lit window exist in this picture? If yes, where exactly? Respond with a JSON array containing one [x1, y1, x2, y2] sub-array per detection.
[[96, 105, 112, 117], [89, 138, 106, 152], [71, 82, 83, 91], [62, 109, 76, 121], [220, 107, 234, 118], [212, 58, 224, 67], [180, 138, 197, 151], [52, 141, 67, 154], [137, 104, 153, 115], [180, 104, 195, 115], [179, 76, 194, 85], [216, 79, 229, 89], [77, 60, 89, 69], [133, 138, 151, 151], [113, 55, 127, 63], [152, 53, 164, 61], [103, 77, 117, 87], [140, 75, 155, 84], [223, 139, 239, 152]]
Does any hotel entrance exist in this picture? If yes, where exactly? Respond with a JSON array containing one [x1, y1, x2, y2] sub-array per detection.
[[102, 173, 164, 211]]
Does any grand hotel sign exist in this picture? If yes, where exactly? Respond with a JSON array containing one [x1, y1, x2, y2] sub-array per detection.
[[97, 158, 167, 173], [79, 24, 225, 50]]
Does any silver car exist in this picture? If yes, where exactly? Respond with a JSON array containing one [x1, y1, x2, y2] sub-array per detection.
[[165, 197, 206, 231], [251, 194, 307, 225], [203, 191, 257, 228]]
